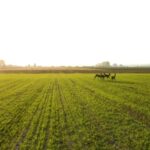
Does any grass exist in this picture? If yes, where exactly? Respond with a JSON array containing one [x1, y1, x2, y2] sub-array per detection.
[[0, 73, 150, 150]]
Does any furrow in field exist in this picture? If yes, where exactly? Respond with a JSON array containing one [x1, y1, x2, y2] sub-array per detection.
[[57, 80, 81, 149], [42, 82, 54, 150], [0, 79, 23, 91], [0, 79, 36, 110], [0, 79, 31, 102], [31, 82, 53, 150], [53, 80, 68, 149], [58, 81, 77, 124], [82, 77, 150, 110], [0, 79, 40, 124], [0, 81, 37, 130], [74, 78, 150, 128], [15, 82, 51, 150], [57, 81, 68, 125], [66, 78, 149, 149], [82, 82, 150, 128], [91, 83, 150, 128], [56, 79, 108, 148], [62, 79, 108, 149], [0, 74, 150, 150], [0, 81, 45, 149], [45, 79, 74, 149], [47, 81, 62, 149]]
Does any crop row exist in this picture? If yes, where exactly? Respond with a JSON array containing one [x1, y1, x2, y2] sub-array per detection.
[[0, 73, 150, 149]]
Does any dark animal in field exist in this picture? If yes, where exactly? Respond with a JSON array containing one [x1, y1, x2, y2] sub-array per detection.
[[111, 73, 116, 80], [94, 73, 105, 79], [104, 73, 111, 79]]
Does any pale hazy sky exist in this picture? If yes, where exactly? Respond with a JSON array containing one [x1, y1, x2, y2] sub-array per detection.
[[0, 0, 150, 66]]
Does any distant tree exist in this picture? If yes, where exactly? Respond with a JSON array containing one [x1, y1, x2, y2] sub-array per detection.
[[34, 63, 36, 67], [96, 61, 111, 67], [119, 64, 124, 67], [28, 64, 31, 68], [112, 63, 118, 67], [0, 60, 5, 67]]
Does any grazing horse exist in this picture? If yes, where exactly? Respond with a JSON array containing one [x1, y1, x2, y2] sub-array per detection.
[[111, 73, 116, 80], [94, 73, 105, 79], [104, 73, 111, 79]]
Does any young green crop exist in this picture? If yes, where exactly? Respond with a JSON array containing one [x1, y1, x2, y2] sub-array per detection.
[[0, 73, 150, 149]]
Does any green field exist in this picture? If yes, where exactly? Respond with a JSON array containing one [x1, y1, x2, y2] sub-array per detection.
[[0, 73, 150, 150]]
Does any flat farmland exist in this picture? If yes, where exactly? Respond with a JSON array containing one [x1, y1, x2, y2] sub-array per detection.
[[0, 73, 150, 150]]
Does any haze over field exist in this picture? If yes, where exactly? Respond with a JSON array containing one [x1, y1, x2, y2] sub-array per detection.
[[0, 0, 150, 66]]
